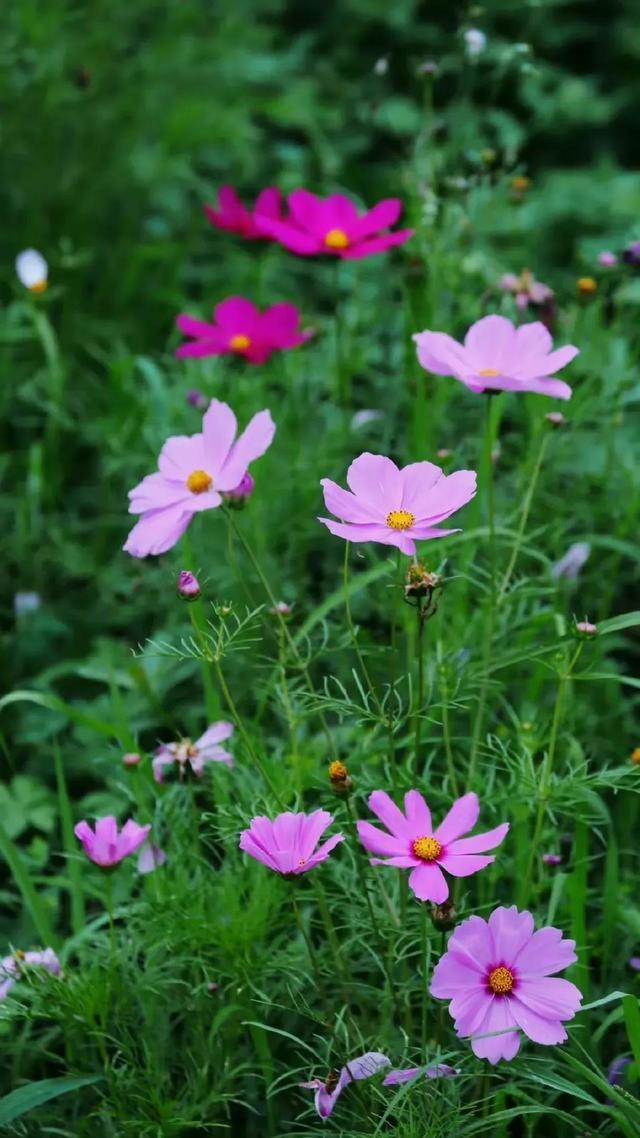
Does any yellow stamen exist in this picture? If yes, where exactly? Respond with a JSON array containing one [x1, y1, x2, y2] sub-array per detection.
[[229, 333, 251, 351], [412, 835, 442, 861], [488, 965, 515, 995], [478, 368, 499, 376], [324, 228, 350, 249], [386, 509, 415, 531], [30, 280, 48, 294], [187, 469, 213, 494]]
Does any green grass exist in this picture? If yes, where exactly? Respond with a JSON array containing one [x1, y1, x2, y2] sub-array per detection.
[[1, 1, 640, 1134]]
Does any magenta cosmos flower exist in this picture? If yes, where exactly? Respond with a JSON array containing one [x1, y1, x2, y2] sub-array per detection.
[[301, 1052, 390, 1118], [430, 906, 582, 1064], [176, 297, 312, 364], [204, 185, 281, 240], [414, 315, 578, 400], [123, 399, 275, 558], [257, 189, 413, 259], [0, 948, 61, 1001], [239, 809, 344, 876], [357, 790, 508, 903], [153, 721, 234, 783], [74, 816, 151, 867], [319, 453, 477, 555]]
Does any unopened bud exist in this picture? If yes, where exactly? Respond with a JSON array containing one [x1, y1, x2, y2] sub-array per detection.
[[270, 601, 293, 617], [223, 472, 255, 508], [328, 760, 353, 794], [122, 752, 141, 768], [431, 900, 457, 931], [186, 389, 208, 409], [574, 619, 597, 638], [545, 411, 565, 427], [178, 570, 200, 600], [597, 251, 617, 268], [630, 747, 640, 766], [542, 853, 562, 866], [577, 276, 597, 296]]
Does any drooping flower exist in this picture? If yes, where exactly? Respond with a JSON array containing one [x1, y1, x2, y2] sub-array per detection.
[[551, 541, 590, 581], [319, 452, 477, 555], [357, 790, 508, 903], [74, 816, 151, 867], [16, 249, 48, 292], [204, 185, 281, 240], [301, 1052, 390, 1118], [0, 948, 61, 1001], [383, 1064, 459, 1086], [176, 297, 312, 364], [499, 269, 554, 312], [153, 721, 234, 783], [257, 190, 413, 259], [177, 569, 201, 599], [430, 906, 582, 1064], [137, 842, 167, 875], [415, 315, 578, 400], [123, 399, 275, 558], [240, 809, 344, 876]]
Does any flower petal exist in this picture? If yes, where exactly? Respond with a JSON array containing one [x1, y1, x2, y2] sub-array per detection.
[[217, 409, 276, 491], [320, 478, 381, 523], [403, 789, 432, 834], [447, 822, 510, 855], [438, 853, 495, 877], [346, 453, 403, 512], [488, 906, 535, 966], [408, 862, 449, 902], [357, 820, 407, 858], [435, 792, 480, 844]]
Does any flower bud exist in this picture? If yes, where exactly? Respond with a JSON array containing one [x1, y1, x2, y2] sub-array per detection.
[[511, 174, 531, 197], [630, 747, 640, 766], [597, 251, 617, 267], [431, 900, 457, 931], [577, 276, 597, 296], [186, 389, 208, 409], [623, 240, 640, 266], [16, 249, 48, 293], [122, 752, 141, 767], [223, 472, 255, 508], [574, 619, 597, 638], [328, 760, 353, 795], [542, 853, 562, 866], [178, 570, 201, 600], [545, 411, 566, 427], [269, 601, 293, 617], [404, 561, 442, 618]]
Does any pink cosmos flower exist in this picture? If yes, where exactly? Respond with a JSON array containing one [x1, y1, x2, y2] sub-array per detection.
[[357, 790, 509, 903], [239, 809, 344, 876], [430, 906, 582, 1064], [0, 948, 61, 1001], [123, 399, 275, 558], [301, 1052, 390, 1118], [153, 721, 234, 783], [137, 842, 167, 875], [414, 314, 578, 400], [176, 297, 312, 364], [74, 816, 151, 867], [499, 270, 554, 312], [597, 251, 617, 267], [204, 185, 281, 240], [319, 452, 477, 555], [383, 1064, 459, 1085], [257, 189, 413, 259]]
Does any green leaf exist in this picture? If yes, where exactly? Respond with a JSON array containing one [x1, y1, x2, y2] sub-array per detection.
[[597, 611, 640, 635], [0, 820, 57, 948], [0, 1075, 102, 1125], [623, 994, 640, 1072], [0, 690, 116, 736]]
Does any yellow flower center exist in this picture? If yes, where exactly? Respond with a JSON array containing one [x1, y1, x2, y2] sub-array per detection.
[[229, 333, 251, 351], [386, 509, 415, 531], [324, 228, 350, 249], [30, 280, 48, 294], [488, 965, 515, 995], [412, 835, 442, 861], [478, 368, 500, 376], [187, 469, 213, 494]]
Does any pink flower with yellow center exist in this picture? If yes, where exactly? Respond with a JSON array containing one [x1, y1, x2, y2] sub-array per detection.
[[123, 399, 275, 558], [414, 314, 578, 400], [257, 189, 413, 258], [203, 185, 281, 240], [430, 906, 582, 1064], [319, 452, 477, 555], [153, 721, 234, 783], [239, 810, 344, 876], [176, 297, 313, 364], [74, 816, 151, 868], [357, 790, 509, 902]]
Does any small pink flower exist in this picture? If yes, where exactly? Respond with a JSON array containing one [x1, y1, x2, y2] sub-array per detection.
[[597, 251, 617, 267], [153, 721, 234, 783], [74, 816, 151, 867], [123, 399, 275, 558], [270, 600, 293, 616], [137, 842, 167, 875], [257, 189, 413, 259], [430, 906, 582, 1064], [301, 1052, 390, 1118], [414, 314, 578, 400], [499, 269, 553, 311], [178, 569, 201, 599], [357, 790, 508, 903], [319, 452, 477, 555], [122, 751, 141, 767], [542, 853, 562, 866], [204, 185, 281, 240], [383, 1064, 459, 1085], [545, 411, 565, 426], [240, 809, 344, 876], [629, 957, 640, 971], [0, 948, 61, 1001], [176, 297, 312, 364]]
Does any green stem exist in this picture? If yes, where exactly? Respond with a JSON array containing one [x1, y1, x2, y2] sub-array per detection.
[[498, 431, 550, 602], [344, 797, 397, 1003], [0, 819, 57, 948], [344, 543, 382, 713], [420, 903, 430, 1057], [291, 890, 323, 992], [413, 608, 426, 779], [212, 656, 285, 808], [438, 640, 459, 796]]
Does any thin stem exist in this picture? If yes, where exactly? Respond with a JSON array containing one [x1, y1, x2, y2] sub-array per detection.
[[498, 431, 550, 602], [344, 797, 397, 1003], [413, 608, 426, 779], [438, 640, 459, 796], [420, 903, 430, 1058], [212, 656, 285, 808], [343, 544, 382, 713], [291, 890, 323, 993]]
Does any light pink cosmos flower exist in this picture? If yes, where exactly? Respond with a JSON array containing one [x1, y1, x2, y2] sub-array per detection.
[[239, 809, 344, 876], [137, 842, 167, 875], [357, 790, 509, 903], [74, 816, 151, 868], [0, 948, 61, 1001], [430, 906, 582, 1064], [414, 314, 578, 400], [499, 270, 553, 311], [383, 1064, 459, 1085], [176, 297, 312, 364], [257, 189, 413, 259], [123, 399, 275, 558], [301, 1052, 390, 1118], [319, 452, 477, 555], [204, 185, 281, 240], [153, 721, 234, 783]]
